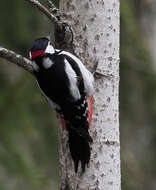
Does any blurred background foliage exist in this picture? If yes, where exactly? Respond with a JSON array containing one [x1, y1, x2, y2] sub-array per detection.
[[0, 0, 59, 189], [121, 0, 156, 189], [0, 0, 156, 189]]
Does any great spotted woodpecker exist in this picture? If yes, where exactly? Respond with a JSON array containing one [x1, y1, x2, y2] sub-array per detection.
[[29, 36, 94, 173]]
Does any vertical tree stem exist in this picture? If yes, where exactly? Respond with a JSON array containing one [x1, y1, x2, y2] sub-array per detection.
[[58, 0, 120, 190]]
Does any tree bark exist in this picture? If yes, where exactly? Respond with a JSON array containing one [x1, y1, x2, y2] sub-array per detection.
[[58, 0, 120, 190]]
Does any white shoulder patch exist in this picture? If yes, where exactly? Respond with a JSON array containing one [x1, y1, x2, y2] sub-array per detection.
[[43, 57, 54, 69], [56, 49, 94, 97], [64, 59, 81, 100]]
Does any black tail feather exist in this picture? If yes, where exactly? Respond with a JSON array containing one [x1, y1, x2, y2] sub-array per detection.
[[68, 129, 92, 173]]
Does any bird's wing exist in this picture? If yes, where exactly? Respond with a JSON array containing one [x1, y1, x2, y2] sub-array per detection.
[[56, 50, 94, 97]]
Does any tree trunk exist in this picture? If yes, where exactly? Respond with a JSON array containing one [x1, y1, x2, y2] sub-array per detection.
[[58, 0, 120, 190]]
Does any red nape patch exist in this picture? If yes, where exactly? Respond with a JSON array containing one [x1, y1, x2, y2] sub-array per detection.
[[31, 50, 45, 59]]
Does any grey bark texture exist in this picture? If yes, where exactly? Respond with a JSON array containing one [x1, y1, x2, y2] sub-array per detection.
[[58, 0, 120, 190]]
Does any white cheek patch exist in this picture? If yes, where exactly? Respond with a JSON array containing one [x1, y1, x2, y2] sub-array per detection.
[[45, 44, 55, 54], [43, 57, 54, 69]]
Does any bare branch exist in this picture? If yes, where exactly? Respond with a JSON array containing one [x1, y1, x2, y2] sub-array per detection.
[[0, 47, 33, 75], [25, 0, 60, 25]]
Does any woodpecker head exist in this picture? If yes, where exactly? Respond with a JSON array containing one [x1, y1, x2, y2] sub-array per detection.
[[29, 36, 55, 60]]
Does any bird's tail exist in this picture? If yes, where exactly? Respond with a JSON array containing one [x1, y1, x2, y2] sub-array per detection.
[[68, 128, 92, 173]]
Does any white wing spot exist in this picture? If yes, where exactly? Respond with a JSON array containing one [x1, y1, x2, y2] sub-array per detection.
[[76, 115, 81, 119]]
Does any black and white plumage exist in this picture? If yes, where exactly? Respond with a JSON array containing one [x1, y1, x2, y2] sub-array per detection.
[[29, 37, 94, 173]]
